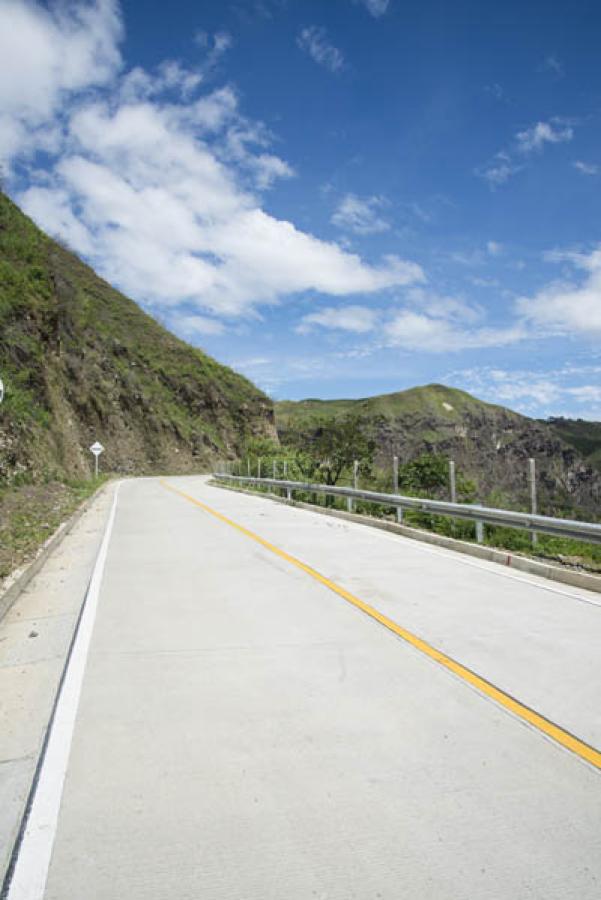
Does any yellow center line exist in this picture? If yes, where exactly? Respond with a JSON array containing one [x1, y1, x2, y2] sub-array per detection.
[[161, 479, 601, 771]]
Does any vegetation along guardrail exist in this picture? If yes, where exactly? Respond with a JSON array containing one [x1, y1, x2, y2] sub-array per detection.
[[213, 473, 601, 545]]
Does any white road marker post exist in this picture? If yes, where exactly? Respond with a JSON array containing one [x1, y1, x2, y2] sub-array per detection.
[[474, 507, 484, 544], [529, 457, 538, 546], [449, 459, 457, 534], [449, 460, 457, 503], [393, 454, 403, 523], [0, 376, 4, 406], [283, 461, 291, 500], [89, 441, 104, 479], [348, 459, 359, 513]]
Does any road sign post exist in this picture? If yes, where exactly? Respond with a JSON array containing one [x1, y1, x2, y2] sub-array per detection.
[[89, 441, 104, 478]]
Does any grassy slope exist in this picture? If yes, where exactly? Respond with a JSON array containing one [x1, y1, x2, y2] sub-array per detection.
[[547, 418, 601, 472], [276, 383, 517, 429], [0, 190, 277, 582], [0, 190, 275, 482], [276, 384, 601, 517], [0, 477, 106, 580]]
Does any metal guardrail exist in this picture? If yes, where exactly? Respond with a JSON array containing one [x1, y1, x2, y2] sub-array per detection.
[[213, 474, 601, 545]]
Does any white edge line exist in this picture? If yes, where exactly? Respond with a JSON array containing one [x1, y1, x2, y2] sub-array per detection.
[[6, 482, 121, 900]]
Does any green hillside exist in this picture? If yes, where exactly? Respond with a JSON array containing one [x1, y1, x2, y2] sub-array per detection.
[[276, 385, 601, 515], [547, 418, 601, 473], [0, 190, 277, 580], [0, 190, 275, 484], [276, 384, 518, 430]]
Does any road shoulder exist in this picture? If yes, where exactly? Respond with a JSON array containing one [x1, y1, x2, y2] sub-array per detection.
[[0, 483, 116, 889]]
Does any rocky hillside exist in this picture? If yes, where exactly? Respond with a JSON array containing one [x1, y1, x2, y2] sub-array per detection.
[[0, 191, 276, 482], [276, 385, 601, 515], [547, 418, 601, 474]]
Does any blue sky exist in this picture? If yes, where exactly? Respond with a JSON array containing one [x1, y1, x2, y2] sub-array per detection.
[[1, 0, 601, 417]]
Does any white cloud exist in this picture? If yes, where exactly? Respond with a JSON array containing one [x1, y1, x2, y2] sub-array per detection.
[[539, 56, 564, 78], [354, 0, 390, 16], [477, 119, 574, 188], [384, 312, 523, 353], [331, 193, 390, 235], [476, 151, 521, 187], [3, 2, 424, 323], [470, 276, 499, 288], [194, 29, 232, 58], [516, 246, 601, 335], [447, 365, 601, 418], [297, 305, 378, 334], [573, 160, 598, 176], [486, 240, 503, 256], [169, 313, 226, 337], [516, 120, 573, 154], [20, 184, 95, 255], [297, 26, 344, 73], [405, 287, 483, 324], [485, 83, 506, 102], [252, 153, 295, 189], [296, 288, 523, 353], [0, 0, 123, 167]]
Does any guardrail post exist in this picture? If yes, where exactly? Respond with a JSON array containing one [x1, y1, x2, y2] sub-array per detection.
[[347, 459, 359, 513], [215, 472, 601, 545], [529, 458, 538, 546], [449, 460, 457, 503], [474, 508, 484, 544], [393, 455, 403, 521]]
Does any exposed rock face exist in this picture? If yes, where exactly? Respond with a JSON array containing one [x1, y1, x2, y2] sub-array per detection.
[[276, 385, 601, 516], [373, 407, 601, 513], [547, 417, 601, 475], [0, 191, 276, 481]]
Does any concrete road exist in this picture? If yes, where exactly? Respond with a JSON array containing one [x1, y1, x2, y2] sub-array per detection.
[[7, 476, 601, 899]]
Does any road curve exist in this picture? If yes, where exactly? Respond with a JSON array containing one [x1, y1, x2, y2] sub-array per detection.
[[9, 476, 601, 899]]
